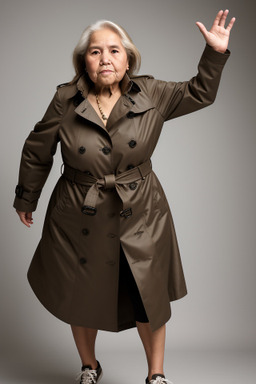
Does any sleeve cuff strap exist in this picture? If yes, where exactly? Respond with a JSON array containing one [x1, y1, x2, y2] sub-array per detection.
[[15, 185, 41, 201], [14, 185, 41, 212]]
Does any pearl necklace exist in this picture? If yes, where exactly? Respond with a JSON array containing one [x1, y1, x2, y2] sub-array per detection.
[[95, 94, 108, 121]]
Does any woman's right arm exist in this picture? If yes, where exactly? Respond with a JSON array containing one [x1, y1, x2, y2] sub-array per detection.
[[13, 89, 63, 223]]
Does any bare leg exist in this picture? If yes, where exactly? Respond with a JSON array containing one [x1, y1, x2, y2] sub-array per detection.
[[71, 325, 98, 369], [136, 322, 166, 380]]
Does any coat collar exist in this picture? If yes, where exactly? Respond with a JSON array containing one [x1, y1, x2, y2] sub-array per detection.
[[75, 73, 141, 98], [62, 73, 141, 99], [70, 73, 153, 134]]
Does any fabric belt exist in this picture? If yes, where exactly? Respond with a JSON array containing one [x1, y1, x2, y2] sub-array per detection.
[[62, 159, 152, 218]]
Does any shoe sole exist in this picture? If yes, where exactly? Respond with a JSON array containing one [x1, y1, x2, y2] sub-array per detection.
[[97, 370, 103, 383]]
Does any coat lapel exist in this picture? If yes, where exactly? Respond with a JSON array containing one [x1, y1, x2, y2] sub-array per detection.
[[74, 76, 109, 135], [75, 98, 108, 133], [128, 91, 155, 114], [73, 74, 154, 135], [106, 91, 155, 133], [106, 96, 131, 130]]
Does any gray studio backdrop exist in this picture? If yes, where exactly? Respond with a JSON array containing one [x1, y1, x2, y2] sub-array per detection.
[[1, 0, 255, 376]]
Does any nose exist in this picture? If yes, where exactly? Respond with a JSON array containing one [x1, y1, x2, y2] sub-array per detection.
[[100, 51, 111, 65]]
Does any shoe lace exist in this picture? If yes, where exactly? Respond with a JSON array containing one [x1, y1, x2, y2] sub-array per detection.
[[76, 368, 97, 384], [150, 377, 173, 384]]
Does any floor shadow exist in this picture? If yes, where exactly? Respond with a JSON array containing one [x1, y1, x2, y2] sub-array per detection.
[[0, 369, 74, 384], [0, 351, 75, 384], [0, 352, 126, 384], [0, 368, 124, 384]]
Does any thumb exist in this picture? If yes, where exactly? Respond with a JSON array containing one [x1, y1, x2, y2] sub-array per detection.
[[196, 21, 208, 39]]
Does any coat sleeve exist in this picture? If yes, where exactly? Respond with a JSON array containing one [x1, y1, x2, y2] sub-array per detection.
[[13, 89, 63, 212], [144, 44, 230, 121]]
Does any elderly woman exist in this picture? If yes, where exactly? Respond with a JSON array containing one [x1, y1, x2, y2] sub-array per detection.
[[14, 10, 235, 384]]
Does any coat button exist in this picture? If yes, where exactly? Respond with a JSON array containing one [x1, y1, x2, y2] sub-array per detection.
[[129, 182, 138, 190], [78, 146, 86, 154], [128, 140, 137, 148], [127, 164, 135, 170], [102, 146, 111, 155], [127, 111, 135, 118], [80, 257, 87, 265], [82, 228, 89, 236]]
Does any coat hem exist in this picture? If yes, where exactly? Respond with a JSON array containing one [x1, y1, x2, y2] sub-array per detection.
[[28, 273, 138, 332], [169, 289, 188, 302], [27, 272, 184, 332]]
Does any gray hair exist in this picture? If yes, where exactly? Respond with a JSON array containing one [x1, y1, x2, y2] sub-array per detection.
[[72, 20, 141, 83]]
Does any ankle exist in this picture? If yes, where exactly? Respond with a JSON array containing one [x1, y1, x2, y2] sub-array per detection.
[[82, 359, 98, 370], [148, 371, 165, 381]]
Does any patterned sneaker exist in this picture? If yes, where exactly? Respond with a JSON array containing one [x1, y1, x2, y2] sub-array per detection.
[[76, 360, 103, 384], [146, 373, 173, 384]]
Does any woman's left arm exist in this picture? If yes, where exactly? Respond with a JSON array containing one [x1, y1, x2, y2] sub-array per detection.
[[145, 10, 236, 121], [196, 9, 235, 53]]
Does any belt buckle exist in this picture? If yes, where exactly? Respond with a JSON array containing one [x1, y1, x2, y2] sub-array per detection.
[[120, 208, 132, 218], [81, 205, 97, 216]]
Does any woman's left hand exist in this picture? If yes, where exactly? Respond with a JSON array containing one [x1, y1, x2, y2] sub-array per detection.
[[196, 9, 236, 53]]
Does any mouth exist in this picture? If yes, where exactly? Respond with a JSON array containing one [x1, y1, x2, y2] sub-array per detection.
[[99, 69, 114, 75]]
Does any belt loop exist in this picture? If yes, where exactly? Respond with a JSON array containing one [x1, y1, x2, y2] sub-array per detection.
[[104, 174, 116, 189], [137, 164, 145, 180], [138, 159, 152, 180]]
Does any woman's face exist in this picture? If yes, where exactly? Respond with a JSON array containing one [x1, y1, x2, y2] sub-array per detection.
[[85, 28, 129, 89]]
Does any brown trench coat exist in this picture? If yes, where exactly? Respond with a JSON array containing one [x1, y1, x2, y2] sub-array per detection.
[[14, 45, 230, 332]]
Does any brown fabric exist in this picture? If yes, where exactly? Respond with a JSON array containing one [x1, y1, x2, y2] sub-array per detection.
[[14, 45, 230, 332], [62, 159, 152, 214]]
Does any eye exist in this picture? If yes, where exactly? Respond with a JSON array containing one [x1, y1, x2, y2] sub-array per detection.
[[91, 50, 100, 55], [111, 49, 119, 54]]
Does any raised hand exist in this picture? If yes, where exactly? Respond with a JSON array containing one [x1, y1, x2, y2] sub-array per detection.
[[196, 9, 236, 53]]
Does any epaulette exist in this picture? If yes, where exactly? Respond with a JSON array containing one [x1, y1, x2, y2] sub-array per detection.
[[57, 82, 70, 89], [56, 82, 78, 99]]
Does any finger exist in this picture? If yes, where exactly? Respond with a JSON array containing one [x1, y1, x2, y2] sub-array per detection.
[[196, 21, 208, 39], [213, 10, 224, 27], [26, 212, 33, 222], [226, 17, 236, 32], [20, 214, 30, 227], [219, 9, 229, 28], [25, 212, 33, 226], [17, 211, 32, 227]]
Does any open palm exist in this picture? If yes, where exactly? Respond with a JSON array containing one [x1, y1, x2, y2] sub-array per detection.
[[196, 10, 236, 53]]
